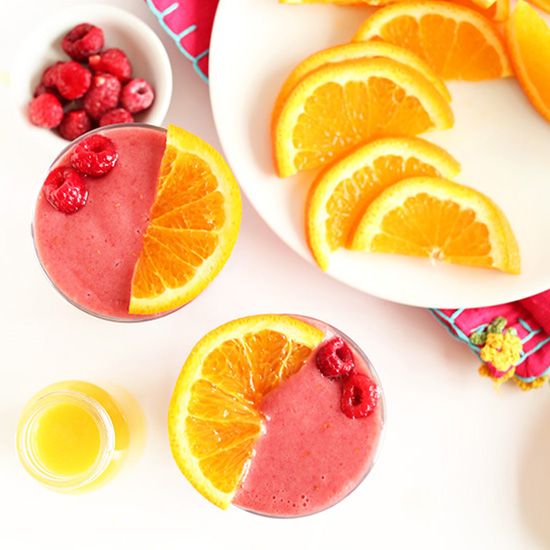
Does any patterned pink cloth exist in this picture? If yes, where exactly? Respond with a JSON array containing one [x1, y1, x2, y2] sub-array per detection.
[[520, 291, 550, 336], [145, 0, 220, 81], [432, 289, 550, 387]]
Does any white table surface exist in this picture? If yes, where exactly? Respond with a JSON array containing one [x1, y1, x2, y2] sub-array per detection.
[[1, 1, 549, 549]]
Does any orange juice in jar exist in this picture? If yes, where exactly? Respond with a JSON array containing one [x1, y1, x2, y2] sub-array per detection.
[[15, 380, 144, 493]]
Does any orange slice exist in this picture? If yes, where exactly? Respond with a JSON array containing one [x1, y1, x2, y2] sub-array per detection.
[[352, 1, 512, 80], [281, 0, 499, 7], [280, 0, 509, 22], [167, 314, 325, 509], [349, 176, 520, 273], [505, 0, 550, 124], [273, 57, 454, 178], [306, 136, 461, 270], [273, 41, 451, 128], [129, 125, 242, 314]]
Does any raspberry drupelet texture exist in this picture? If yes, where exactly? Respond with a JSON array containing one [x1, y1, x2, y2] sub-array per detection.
[[61, 23, 104, 61], [43, 166, 88, 213], [40, 62, 64, 88], [83, 73, 122, 120], [71, 134, 118, 176], [29, 93, 64, 128], [59, 110, 93, 141], [89, 48, 132, 83], [56, 61, 92, 100], [341, 373, 380, 419], [99, 108, 133, 127], [316, 337, 355, 379], [33, 83, 61, 101], [120, 78, 155, 113]]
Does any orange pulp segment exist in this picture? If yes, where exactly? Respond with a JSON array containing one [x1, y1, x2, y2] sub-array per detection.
[[167, 314, 325, 509], [273, 57, 454, 178], [352, 1, 512, 80], [129, 125, 242, 314], [505, 0, 550, 124], [306, 136, 461, 270], [350, 176, 520, 273]]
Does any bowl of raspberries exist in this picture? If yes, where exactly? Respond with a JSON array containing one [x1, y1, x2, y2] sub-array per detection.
[[12, 4, 172, 143]]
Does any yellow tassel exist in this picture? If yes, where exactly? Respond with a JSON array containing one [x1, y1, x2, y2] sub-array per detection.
[[478, 363, 516, 391], [513, 376, 548, 391], [478, 363, 516, 392]]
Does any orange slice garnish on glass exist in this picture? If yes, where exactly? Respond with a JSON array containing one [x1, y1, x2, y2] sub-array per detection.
[[167, 314, 325, 509], [129, 125, 242, 314]]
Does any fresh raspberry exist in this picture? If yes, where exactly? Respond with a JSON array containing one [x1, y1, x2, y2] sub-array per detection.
[[34, 83, 58, 98], [82, 73, 121, 120], [40, 62, 63, 88], [316, 337, 355, 379], [89, 48, 132, 83], [61, 23, 104, 61], [341, 373, 380, 419], [120, 78, 155, 113], [56, 61, 92, 100], [29, 93, 63, 128], [59, 110, 93, 141], [43, 166, 88, 213], [71, 134, 118, 176], [99, 108, 133, 127]]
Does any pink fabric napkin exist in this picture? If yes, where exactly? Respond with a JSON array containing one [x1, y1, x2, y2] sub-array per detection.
[[519, 292, 550, 335], [432, 289, 550, 390], [145, 0, 220, 81]]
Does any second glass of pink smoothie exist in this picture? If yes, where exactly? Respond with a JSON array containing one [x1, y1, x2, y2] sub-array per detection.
[[232, 316, 386, 518]]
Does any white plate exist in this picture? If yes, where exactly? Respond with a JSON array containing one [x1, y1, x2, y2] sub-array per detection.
[[209, 0, 550, 309]]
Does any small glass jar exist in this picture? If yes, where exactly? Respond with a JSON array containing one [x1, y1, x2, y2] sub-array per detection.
[[16, 380, 138, 493]]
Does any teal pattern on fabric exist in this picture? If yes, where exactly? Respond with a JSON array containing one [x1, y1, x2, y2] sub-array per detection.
[[430, 308, 550, 383], [147, 0, 210, 83]]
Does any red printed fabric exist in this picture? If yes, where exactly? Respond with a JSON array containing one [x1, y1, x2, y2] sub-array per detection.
[[519, 290, 550, 336], [145, 0, 220, 81], [431, 289, 550, 387]]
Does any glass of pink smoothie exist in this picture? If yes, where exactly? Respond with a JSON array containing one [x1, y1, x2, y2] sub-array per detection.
[[232, 315, 386, 518], [32, 123, 179, 322]]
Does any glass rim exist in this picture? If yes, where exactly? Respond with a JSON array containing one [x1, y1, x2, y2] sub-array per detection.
[[16, 390, 116, 491]]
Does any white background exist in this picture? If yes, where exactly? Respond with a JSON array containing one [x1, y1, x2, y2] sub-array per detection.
[[0, 1, 549, 549]]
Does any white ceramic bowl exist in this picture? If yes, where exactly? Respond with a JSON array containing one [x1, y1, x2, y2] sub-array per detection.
[[10, 4, 173, 148]]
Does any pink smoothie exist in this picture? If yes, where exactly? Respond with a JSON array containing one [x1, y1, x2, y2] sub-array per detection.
[[233, 321, 384, 517], [33, 125, 167, 320]]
